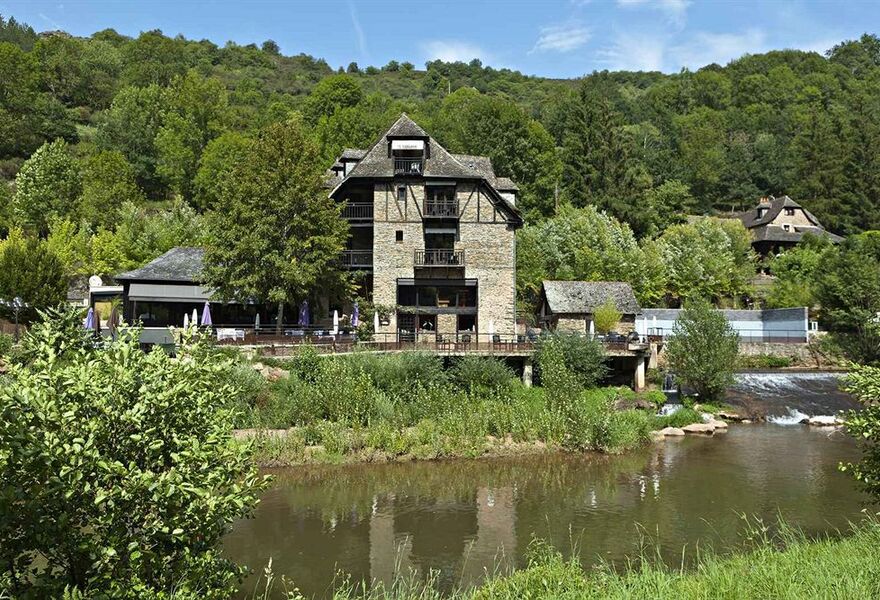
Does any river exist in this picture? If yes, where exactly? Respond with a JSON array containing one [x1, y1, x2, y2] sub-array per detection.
[[225, 372, 868, 598]]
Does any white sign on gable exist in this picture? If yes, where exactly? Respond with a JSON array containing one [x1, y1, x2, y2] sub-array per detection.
[[391, 139, 425, 151]]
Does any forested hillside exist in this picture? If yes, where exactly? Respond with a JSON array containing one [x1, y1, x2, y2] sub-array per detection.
[[1, 15, 880, 311]]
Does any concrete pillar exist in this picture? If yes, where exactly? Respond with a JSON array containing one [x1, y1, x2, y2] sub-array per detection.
[[522, 358, 533, 387], [634, 357, 646, 391]]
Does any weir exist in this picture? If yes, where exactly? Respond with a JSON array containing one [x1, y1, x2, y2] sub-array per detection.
[[725, 371, 858, 419]]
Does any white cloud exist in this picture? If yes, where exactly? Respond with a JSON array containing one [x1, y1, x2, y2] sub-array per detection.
[[597, 33, 667, 71], [348, 1, 368, 59], [617, 0, 691, 26], [421, 40, 488, 63], [530, 23, 592, 53], [670, 28, 767, 69]]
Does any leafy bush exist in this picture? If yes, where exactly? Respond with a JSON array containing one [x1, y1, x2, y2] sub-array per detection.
[[592, 299, 622, 334], [666, 300, 739, 402], [738, 353, 793, 369], [0, 309, 268, 598], [841, 363, 880, 499], [640, 389, 667, 409], [449, 355, 516, 393], [651, 407, 704, 429], [536, 332, 607, 390], [0, 332, 12, 357]]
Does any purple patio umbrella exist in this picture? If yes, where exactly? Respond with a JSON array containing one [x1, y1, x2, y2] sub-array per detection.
[[200, 302, 213, 327], [84, 307, 95, 330], [298, 300, 310, 327], [351, 302, 359, 328]]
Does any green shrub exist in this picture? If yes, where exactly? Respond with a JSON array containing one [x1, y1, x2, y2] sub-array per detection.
[[640, 389, 667, 409], [0, 332, 12, 357], [0, 309, 268, 598], [646, 367, 664, 386], [449, 355, 516, 393], [536, 332, 607, 390], [651, 406, 704, 429], [738, 354, 793, 369], [593, 299, 622, 334], [287, 345, 322, 382]]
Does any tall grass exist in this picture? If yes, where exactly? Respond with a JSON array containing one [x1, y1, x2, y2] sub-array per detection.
[[225, 348, 659, 464]]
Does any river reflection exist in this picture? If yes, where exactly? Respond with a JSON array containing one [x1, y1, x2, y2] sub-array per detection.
[[225, 425, 866, 598]]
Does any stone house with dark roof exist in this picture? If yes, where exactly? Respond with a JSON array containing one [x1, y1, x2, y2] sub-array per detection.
[[328, 113, 524, 341], [537, 280, 641, 334], [734, 195, 843, 257]]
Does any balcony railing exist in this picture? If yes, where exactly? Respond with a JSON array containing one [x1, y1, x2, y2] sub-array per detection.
[[342, 202, 373, 220], [414, 249, 465, 267], [424, 200, 458, 218], [341, 250, 373, 268], [394, 158, 424, 176]]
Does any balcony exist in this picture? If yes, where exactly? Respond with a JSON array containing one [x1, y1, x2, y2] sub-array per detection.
[[394, 158, 424, 176], [424, 199, 458, 218], [341, 250, 373, 269], [414, 249, 465, 267], [342, 202, 373, 221]]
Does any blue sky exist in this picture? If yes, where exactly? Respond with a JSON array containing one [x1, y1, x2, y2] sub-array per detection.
[[1, 1, 875, 78]]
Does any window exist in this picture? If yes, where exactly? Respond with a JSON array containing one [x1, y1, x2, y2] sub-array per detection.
[[457, 314, 476, 332], [397, 186, 407, 203], [785, 208, 795, 216], [783, 224, 791, 231], [395, 230, 404, 243], [757, 208, 767, 218]]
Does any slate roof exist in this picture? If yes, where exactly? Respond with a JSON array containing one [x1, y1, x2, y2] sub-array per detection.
[[494, 177, 519, 191], [340, 148, 366, 160], [116, 247, 205, 283], [328, 113, 522, 224], [734, 195, 843, 244], [541, 280, 641, 315]]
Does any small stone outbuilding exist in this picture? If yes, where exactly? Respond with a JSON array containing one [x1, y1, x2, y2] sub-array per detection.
[[537, 280, 641, 334]]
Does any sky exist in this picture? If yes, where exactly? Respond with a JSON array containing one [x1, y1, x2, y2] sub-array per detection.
[[1, 0, 876, 78]]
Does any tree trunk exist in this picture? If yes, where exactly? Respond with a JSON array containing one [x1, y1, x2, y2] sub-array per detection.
[[276, 302, 284, 336]]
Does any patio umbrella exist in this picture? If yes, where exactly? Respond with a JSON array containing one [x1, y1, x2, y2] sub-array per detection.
[[107, 306, 120, 335], [201, 302, 213, 327], [589, 319, 595, 337], [191, 308, 198, 328], [254, 312, 261, 332], [332, 309, 339, 335], [652, 315, 658, 335], [298, 300, 310, 327], [488, 319, 495, 338], [351, 302, 359, 328], [373, 310, 380, 333], [84, 307, 95, 330], [183, 312, 189, 329]]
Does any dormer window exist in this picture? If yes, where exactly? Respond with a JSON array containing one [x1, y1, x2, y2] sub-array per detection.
[[391, 139, 425, 176], [783, 224, 791, 232], [757, 208, 767, 218], [785, 208, 795, 216]]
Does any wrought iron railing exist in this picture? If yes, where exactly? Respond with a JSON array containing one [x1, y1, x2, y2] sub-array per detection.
[[424, 200, 458, 218], [413, 249, 465, 267], [341, 250, 373, 268], [341, 202, 373, 220], [394, 158, 423, 176]]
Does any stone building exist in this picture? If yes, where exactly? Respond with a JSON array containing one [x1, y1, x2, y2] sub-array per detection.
[[536, 280, 641, 334], [734, 195, 842, 257], [327, 114, 523, 341]]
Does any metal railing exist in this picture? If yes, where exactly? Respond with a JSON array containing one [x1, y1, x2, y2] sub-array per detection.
[[414, 249, 465, 267], [394, 158, 423, 176], [424, 199, 458, 218], [646, 327, 809, 344], [341, 249, 373, 268], [341, 202, 373, 220]]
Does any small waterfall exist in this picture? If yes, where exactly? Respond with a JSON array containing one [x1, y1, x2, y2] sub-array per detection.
[[726, 371, 857, 422], [658, 403, 683, 417], [662, 371, 680, 403], [767, 408, 810, 425]]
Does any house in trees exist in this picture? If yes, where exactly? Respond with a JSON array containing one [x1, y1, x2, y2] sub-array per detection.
[[327, 113, 523, 341], [536, 280, 641, 335], [735, 195, 843, 257]]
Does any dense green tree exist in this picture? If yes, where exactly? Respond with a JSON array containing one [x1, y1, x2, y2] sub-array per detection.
[[636, 179, 697, 238], [841, 361, 880, 499], [203, 116, 350, 333], [0, 230, 67, 316], [97, 84, 168, 196], [193, 131, 251, 211], [77, 150, 145, 228], [12, 139, 81, 232], [649, 217, 756, 305], [666, 300, 740, 402], [516, 205, 664, 313], [0, 310, 269, 597], [302, 73, 363, 124], [0, 14, 37, 50], [120, 30, 193, 87]]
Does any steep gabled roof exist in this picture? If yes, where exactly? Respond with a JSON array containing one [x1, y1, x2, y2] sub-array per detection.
[[541, 280, 641, 315], [736, 195, 821, 229], [330, 113, 522, 224], [116, 247, 205, 283]]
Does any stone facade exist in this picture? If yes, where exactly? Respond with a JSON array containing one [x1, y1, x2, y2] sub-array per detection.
[[769, 207, 814, 228], [371, 181, 517, 338]]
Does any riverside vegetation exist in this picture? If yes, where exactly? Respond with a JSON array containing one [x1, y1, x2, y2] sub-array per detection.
[[227, 334, 680, 466]]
